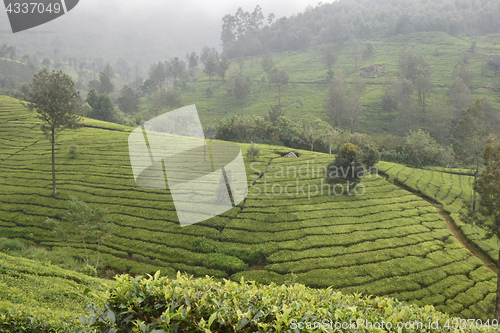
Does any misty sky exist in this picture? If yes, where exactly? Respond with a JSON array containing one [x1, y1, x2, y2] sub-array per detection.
[[1, 0, 326, 68]]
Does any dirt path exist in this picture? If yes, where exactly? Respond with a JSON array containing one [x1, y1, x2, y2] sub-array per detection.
[[378, 171, 498, 275]]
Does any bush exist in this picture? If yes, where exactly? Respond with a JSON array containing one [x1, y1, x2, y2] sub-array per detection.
[[193, 237, 218, 253], [206, 253, 247, 275], [0, 239, 26, 253], [245, 142, 261, 159], [80, 273, 498, 333], [79, 265, 97, 277], [68, 144, 78, 159]]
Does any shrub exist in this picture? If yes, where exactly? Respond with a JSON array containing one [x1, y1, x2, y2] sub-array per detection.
[[79, 264, 97, 277], [68, 144, 78, 159], [194, 237, 218, 253], [246, 142, 261, 159], [206, 253, 247, 275], [80, 272, 499, 333], [0, 239, 26, 253]]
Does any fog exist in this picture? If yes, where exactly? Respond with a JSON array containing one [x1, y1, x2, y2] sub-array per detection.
[[1, 0, 322, 70]]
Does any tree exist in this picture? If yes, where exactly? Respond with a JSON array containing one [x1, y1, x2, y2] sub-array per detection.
[[301, 115, 329, 151], [98, 71, 114, 94], [325, 71, 347, 127], [453, 98, 488, 219], [325, 143, 362, 192], [86, 88, 99, 109], [349, 38, 361, 70], [217, 56, 230, 81], [117, 85, 140, 115], [266, 104, 284, 126], [269, 68, 289, 105], [429, 98, 454, 144], [186, 51, 199, 76], [24, 69, 83, 194], [226, 68, 251, 116], [449, 77, 473, 113], [461, 139, 500, 320], [164, 88, 182, 110], [345, 78, 365, 133], [322, 43, 337, 70], [324, 127, 340, 155], [148, 61, 167, 92], [166, 57, 187, 83], [45, 197, 112, 270], [397, 50, 431, 114], [201, 47, 219, 88], [90, 93, 115, 122], [261, 50, 274, 89]]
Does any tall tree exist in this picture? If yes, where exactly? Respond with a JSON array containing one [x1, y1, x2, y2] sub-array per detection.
[[98, 71, 114, 94], [148, 61, 167, 92], [453, 98, 488, 221], [301, 115, 329, 151], [24, 69, 83, 194], [261, 50, 274, 89], [226, 68, 251, 116], [201, 46, 219, 88], [186, 51, 199, 76], [165, 57, 187, 83], [461, 139, 500, 320], [217, 56, 230, 81], [398, 50, 431, 114], [322, 43, 337, 70], [345, 77, 365, 133], [349, 38, 361, 71], [325, 71, 347, 128], [269, 68, 289, 105], [117, 85, 140, 115]]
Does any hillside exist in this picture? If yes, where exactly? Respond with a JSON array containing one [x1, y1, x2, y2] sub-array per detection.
[[2, 253, 498, 332], [0, 95, 498, 320], [0, 251, 105, 331], [174, 32, 500, 138]]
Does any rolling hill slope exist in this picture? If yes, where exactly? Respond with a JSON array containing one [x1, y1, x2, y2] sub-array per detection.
[[181, 32, 500, 137], [0, 94, 497, 320]]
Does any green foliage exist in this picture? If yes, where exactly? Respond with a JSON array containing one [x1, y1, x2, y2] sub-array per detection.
[[80, 264, 98, 277], [81, 272, 500, 332], [246, 142, 261, 160], [206, 253, 247, 275], [0, 252, 106, 332], [45, 196, 112, 270], [0, 239, 26, 253], [68, 144, 78, 159]]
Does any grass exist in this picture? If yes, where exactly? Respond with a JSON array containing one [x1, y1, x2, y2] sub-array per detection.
[[169, 31, 500, 139], [0, 94, 498, 320]]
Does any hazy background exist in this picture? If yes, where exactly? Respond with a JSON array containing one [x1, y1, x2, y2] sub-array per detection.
[[0, 0, 323, 70]]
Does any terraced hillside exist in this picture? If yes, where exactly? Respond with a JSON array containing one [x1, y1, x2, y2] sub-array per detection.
[[0, 95, 497, 319], [378, 161, 500, 271], [0, 251, 105, 331]]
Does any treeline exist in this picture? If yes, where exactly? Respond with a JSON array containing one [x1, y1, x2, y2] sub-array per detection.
[[221, 0, 500, 57], [217, 94, 493, 170]]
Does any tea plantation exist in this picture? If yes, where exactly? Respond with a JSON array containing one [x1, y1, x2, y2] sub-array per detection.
[[378, 161, 500, 269], [0, 95, 498, 322]]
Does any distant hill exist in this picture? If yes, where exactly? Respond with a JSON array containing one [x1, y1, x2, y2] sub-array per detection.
[[181, 31, 500, 138]]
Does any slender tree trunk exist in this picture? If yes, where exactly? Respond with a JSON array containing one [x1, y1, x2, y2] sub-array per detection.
[[422, 92, 426, 114], [82, 237, 88, 266], [95, 240, 101, 270], [496, 246, 500, 321], [472, 157, 479, 226], [51, 128, 56, 194], [278, 87, 281, 105]]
